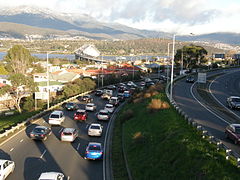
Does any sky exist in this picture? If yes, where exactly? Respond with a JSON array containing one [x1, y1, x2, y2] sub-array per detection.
[[0, 0, 240, 35]]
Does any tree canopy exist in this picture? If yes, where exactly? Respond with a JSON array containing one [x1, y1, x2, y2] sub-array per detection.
[[4, 45, 35, 74], [174, 45, 208, 69]]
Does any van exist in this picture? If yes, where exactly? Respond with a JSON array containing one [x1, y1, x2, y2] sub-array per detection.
[[49, 110, 65, 125]]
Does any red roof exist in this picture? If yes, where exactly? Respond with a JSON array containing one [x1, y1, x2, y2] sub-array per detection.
[[0, 83, 6, 88]]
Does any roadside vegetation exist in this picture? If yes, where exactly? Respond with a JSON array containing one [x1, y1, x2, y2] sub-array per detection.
[[112, 83, 239, 180]]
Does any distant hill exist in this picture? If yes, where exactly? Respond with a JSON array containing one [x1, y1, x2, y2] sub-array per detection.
[[0, 6, 239, 45]]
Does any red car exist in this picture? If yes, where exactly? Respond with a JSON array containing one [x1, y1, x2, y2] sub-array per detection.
[[225, 124, 240, 144], [74, 109, 88, 121]]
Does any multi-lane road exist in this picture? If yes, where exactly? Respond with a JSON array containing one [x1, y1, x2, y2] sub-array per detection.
[[0, 90, 118, 180], [173, 69, 240, 154]]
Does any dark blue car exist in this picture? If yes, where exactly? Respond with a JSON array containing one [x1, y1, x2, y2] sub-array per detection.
[[85, 142, 103, 160]]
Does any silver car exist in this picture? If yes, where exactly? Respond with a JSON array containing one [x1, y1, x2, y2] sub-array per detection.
[[104, 104, 115, 114], [88, 123, 103, 136], [61, 128, 78, 142], [85, 103, 97, 112], [38, 172, 64, 180], [227, 96, 240, 109], [97, 110, 110, 121]]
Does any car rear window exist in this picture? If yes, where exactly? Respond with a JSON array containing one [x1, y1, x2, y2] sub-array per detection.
[[76, 112, 85, 115], [99, 112, 108, 115], [34, 128, 45, 133], [90, 125, 100, 130], [89, 145, 101, 151], [50, 114, 59, 119], [63, 132, 72, 136]]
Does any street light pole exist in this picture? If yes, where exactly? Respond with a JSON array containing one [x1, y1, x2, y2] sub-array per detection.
[[170, 34, 175, 101], [167, 43, 172, 84], [47, 52, 50, 109]]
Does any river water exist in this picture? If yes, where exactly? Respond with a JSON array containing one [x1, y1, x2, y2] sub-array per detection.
[[0, 52, 167, 61]]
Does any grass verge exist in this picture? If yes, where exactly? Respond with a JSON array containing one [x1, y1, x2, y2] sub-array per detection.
[[112, 85, 240, 180]]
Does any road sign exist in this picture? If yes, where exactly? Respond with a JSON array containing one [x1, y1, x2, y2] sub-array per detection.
[[197, 73, 207, 83], [35, 92, 49, 100]]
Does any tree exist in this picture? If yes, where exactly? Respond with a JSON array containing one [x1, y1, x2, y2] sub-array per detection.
[[174, 45, 208, 69], [0, 65, 8, 75], [0, 73, 37, 113], [4, 45, 35, 74]]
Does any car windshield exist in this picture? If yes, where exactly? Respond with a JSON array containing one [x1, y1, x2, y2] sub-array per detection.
[[233, 98, 240, 102], [235, 127, 240, 134], [50, 114, 59, 119], [89, 145, 101, 151], [34, 128, 45, 133], [63, 132, 72, 135], [106, 105, 113, 108], [90, 125, 100, 130], [66, 103, 74, 106], [87, 105, 93, 107]]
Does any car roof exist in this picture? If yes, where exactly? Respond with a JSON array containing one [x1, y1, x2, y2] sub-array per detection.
[[77, 109, 86, 112], [111, 97, 118, 99], [63, 128, 76, 133], [90, 123, 101, 127], [88, 142, 101, 146], [51, 110, 63, 115], [99, 109, 108, 113], [39, 172, 63, 179], [86, 103, 94, 106], [35, 126, 48, 129], [105, 104, 113, 107], [229, 96, 240, 99], [231, 124, 240, 127]]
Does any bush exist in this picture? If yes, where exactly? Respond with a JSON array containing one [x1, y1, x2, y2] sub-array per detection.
[[148, 99, 170, 111]]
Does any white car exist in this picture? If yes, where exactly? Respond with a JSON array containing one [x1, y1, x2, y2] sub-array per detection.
[[85, 103, 97, 112], [49, 110, 65, 125], [97, 110, 110, 121], [61, 128, 78, 142], [88, 123, 103, 136], [0, 160, 15, 180], [38, 172, 64, 180], [104, 104, 115, 114]]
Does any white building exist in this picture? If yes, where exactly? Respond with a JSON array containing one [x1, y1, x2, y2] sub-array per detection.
[[74, 44, 100, 58]]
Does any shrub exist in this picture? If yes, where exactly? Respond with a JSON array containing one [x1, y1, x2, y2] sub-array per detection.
[[148, 99, 170, 111]]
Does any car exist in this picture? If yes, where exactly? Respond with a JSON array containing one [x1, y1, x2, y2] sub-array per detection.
[[227, 96, 240, 109], [127, 81, 134, 86], [49, 110, 65, 125], [65, 102, 78, 111], [106, 85, 117, 90], [225, 124, 240, 144], [145, 81, 155, 87], [140, 81, 146, 86], [104, 104, 115, 114], [38, 172, 64, 180], [81, 95, 93, 103], [109, 96, 120, 106], [85, 103, 96, 112], [117, 93, 125, 102], [186, 76, 195, 83], [30, 126, 51, 140], [123, 90, 130, 98], [61, 128, 78, 142], [103, 89, 113, 96], [95, 90, 103, 96], [97, 110, 110, 121], [0, 160, 15, 180], [118, 86, 128, 93], [101, 93, 111, 100], [74, 109, 88, 121], [88, 123, 103, 136], [85, 142, 103, 160]]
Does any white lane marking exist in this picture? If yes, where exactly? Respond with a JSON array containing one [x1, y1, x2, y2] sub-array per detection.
[[58, 128, 63, 133], [77, 143, 80, 151], [40, 150, 47, 159], [20, 139, 23, 143], [209, 71, 240, 120], [10, 148, 14, 152], [190, 82, 230, 125]]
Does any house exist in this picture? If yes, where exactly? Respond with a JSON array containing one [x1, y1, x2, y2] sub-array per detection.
[[0, 75, 11, 86], [37, 81, 64, 93]]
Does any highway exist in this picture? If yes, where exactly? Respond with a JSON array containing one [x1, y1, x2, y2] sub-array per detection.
[[0, 91, 116, 180], [173, 69, 240, 155]]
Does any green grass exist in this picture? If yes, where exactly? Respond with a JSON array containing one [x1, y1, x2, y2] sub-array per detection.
[[0, 111, 39, 132], [112, 91, 240, 180]]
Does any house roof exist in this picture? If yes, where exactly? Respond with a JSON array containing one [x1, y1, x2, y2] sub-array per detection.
[[37, 81, 64, 87], [0, 83, 6, 87], [34, 71, 79, 82]]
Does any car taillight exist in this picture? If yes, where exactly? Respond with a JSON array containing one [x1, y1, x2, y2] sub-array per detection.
[[100, 152, 103, 154], [30, 133, 34, 137], [86, 151, 89, 154], [41, 134, 44, 137]]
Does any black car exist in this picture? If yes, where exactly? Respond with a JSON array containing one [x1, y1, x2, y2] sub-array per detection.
[[186, 76, 195, 83], [95, 90, 103, 96], [117, 93, 125, 102], [81, 95, 93, 103], [30, 126, 51, 140], [227, 96, 240, 109], [65, 102, 78, 111]]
